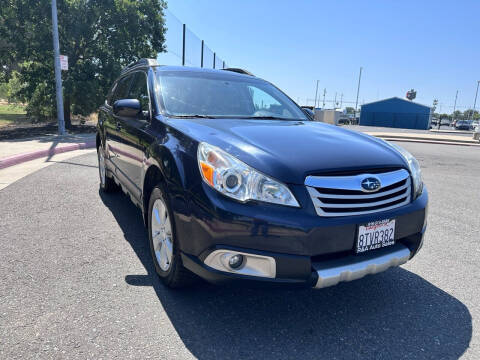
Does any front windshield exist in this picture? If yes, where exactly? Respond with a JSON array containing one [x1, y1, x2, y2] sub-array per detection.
[[155, 70, 307, 120]]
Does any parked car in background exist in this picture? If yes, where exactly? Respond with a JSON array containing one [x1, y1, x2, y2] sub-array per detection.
[[455, 120, 474, 130], [96, 59, 428, 290], [440, 119, 451, 126]]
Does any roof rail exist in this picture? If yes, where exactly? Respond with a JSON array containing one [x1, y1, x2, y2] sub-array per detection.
[[222, 68, 254, 76], [121, 58, 158, 75]]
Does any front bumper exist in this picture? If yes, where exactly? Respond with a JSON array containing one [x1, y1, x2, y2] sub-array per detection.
[[174, 184, 428, 288]]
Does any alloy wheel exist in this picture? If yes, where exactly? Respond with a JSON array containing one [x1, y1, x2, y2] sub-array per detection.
[[151, 198, 173, 271]]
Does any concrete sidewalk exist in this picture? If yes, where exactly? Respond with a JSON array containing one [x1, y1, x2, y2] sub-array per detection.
[[0, 133, 97, 190], [0, 133, 96, 169]]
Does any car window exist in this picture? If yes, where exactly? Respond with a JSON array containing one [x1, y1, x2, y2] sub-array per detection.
[[156, 71, 307, 120], [112, 75, 133, 104], [128, 72, 150, 115], [248, 86, 293, 118]]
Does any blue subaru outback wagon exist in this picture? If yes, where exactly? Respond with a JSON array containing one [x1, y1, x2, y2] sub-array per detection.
[[96, 59, 428, 289]]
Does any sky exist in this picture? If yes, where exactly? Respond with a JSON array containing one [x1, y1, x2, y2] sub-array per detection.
[[163, 0, 480, 113]]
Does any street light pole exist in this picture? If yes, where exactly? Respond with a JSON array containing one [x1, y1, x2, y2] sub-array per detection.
[[354, 66, 363, 125], [314, 80, 319, 109], [452, 90, 458, 125], [472, 81, 480, 117], [473, 81, 480, 137], [51, 0, 65, 135]]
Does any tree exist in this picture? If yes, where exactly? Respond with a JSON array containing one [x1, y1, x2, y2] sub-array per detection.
[[452, 110, 463, 120], [464, 109, 480, 120], [1, 0, 166, 126], [345, 107, 355, 114]]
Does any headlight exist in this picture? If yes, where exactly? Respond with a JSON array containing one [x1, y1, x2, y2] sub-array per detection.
[[197, 142, 299, 207], [390, 143, 423, 199]]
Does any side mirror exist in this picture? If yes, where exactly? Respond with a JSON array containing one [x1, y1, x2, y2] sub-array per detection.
[[113, 99, 141, 118]]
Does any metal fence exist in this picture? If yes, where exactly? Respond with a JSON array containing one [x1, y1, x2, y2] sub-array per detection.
[[158, 10, 227, 69]]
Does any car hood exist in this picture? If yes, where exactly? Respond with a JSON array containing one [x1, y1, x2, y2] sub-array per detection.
[[164, 118, 407, 185]]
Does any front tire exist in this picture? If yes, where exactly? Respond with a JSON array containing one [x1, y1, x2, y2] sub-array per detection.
[[148, 186, 195, 288]]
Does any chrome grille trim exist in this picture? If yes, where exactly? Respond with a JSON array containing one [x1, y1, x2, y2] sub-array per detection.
[[313, 182, 409, 199], [306, 169, 411, 217]]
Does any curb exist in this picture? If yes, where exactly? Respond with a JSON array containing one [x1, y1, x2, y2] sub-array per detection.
[[375, 136, 480, 147], [0, 140, 96, 170], [372, 134, 477, 145]]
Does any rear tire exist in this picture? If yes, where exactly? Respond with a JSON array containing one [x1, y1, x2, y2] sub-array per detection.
[[97, 145, 117, 193], [148, 185, 195, 288]]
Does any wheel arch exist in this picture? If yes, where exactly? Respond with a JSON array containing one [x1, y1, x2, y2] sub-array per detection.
[[142, 164, 166, 227]]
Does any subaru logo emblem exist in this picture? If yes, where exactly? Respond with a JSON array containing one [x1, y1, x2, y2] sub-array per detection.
[[361, 177, 381, 192]]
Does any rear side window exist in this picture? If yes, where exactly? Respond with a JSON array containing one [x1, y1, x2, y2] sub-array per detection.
[[111, 75, 133, 104]]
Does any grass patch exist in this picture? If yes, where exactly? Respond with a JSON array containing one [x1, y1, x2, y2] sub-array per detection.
[[0, 103, 28, 127]]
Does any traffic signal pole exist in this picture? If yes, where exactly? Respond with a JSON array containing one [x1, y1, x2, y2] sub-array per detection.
[[51, 0, 65, 135]]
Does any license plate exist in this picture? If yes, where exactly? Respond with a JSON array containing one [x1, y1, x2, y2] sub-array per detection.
[[356, 219, 395, 253]]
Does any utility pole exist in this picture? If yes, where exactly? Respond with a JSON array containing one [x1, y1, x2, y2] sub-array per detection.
[[334, 92, 337, 109], [182, 24, 186, 66], [51, 0, 65, 135], [471, 80, 480, 120], [322, 88, 326, 108], [474, 81, 480, 137], [314, 80, 319, 109], [354, 66, 363, 125], [452, 90, 458, 125], [340, 93, 343, 109], [438, 102, 442, 129]]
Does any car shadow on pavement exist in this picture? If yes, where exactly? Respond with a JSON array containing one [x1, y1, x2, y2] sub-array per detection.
[[100, 190, 472, 360]]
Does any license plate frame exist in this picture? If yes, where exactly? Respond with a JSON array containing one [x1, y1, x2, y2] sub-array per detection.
[[356, 219, 395, 254]]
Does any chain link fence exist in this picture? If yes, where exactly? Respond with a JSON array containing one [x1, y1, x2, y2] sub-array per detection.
[[159, 10, 227, 69]]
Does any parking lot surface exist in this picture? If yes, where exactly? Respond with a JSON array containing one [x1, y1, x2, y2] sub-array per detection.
[[0, 142, 479, 359]]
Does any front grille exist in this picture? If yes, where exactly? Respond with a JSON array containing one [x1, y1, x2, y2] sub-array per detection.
[[305, 169, 411, 217]]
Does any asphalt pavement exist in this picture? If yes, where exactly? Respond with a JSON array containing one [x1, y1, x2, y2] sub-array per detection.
[[0, 143, 479, 359]]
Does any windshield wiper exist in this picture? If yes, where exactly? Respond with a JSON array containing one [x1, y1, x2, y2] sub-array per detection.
[[169, 114, 216, 119], [239, 116, 300, 120]]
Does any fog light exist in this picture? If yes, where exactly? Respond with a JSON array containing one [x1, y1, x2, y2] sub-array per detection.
[[228, 254, 244, 269], [205, 250, 276, 278]]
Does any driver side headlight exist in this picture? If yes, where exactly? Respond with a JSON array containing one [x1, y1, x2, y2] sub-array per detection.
[[390, 143, 423, 199], [197, 142, 299, 207]]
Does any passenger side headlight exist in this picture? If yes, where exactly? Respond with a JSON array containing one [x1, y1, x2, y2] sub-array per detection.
[[197, 142, 299, 207], [390, 143, 423, 199]]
